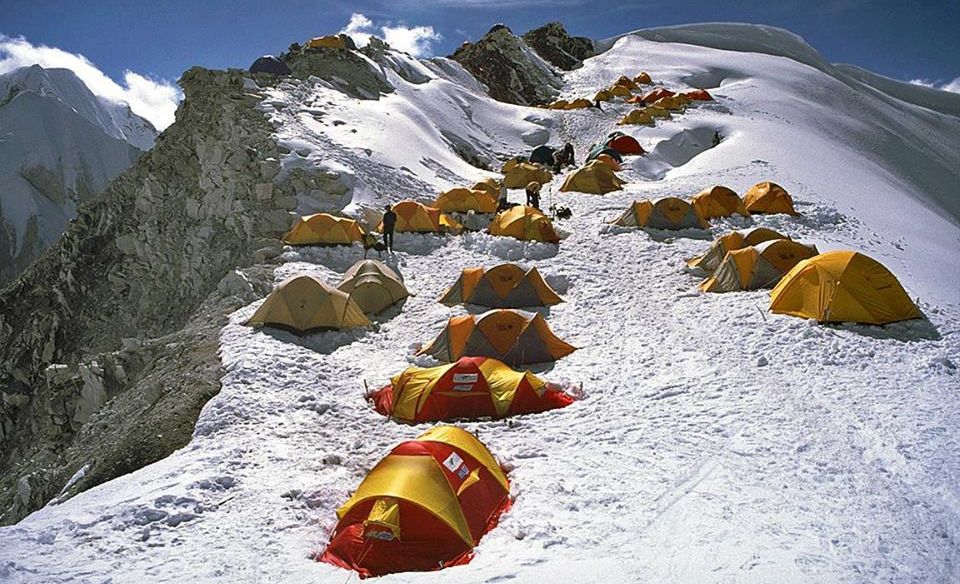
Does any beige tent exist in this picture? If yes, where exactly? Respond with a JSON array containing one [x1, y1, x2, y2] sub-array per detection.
[[440, 264, 563, 308], [613, 198, 708, 229], [559, 160, 624, 194], [618, 109, 654, 126], [686, 227, 787, 272], [338, 259, 409, 314], [699, 239, 819, 292], [246, 275, 369, 334], [501, 159, 552, 189]]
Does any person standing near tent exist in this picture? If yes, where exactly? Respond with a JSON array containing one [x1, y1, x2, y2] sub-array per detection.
[[382, 204, 397, 252], [526, 181, 541, 210]]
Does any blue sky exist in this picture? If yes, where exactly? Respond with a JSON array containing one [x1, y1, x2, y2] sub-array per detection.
[[1, 0, 958, 127]]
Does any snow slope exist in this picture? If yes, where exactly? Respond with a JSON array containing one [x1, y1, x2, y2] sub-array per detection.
[[1, 25, 959, 584], [0, 65, 157, 283]]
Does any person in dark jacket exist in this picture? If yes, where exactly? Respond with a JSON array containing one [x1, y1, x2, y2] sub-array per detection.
[[525, 181, 542, 210], [381, 204, 397, 251]]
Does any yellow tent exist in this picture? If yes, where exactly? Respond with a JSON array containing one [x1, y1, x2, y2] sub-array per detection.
[[770, 251, 920, 324], [686, 227, 787, 271], [593, 90, 612, 102], [634, 72, 653, 85], [567, 98, 593, 109], [559, 160, 624, 194], [645, 106, 672, 119], [472, 177, 504, 200], [652, 96, 685, 111], [618, 109, 655, 126], [245, 275, 370, 334], [501, 159, 552, 189], [548, 99, 570, 110], [691, 186, 748, 219], [435, 188, 499, 213], [380, 200, 462, 233], [488, 206, 560, 243], [306, 35, 346, 50], [613, 198, 708, 229], [338, 259, 409, 314], [608, 84, 632, 97], [699, 239, 819, 292], [282, 213, 364, 246], [440, 264, 563, 307], [744, 181, 798, 215], [614, 75, 640, 90], [419, 310, 576, 365]]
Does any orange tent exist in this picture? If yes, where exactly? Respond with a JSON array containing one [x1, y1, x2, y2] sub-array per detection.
[[488, 206, 560, 243], [743, 182, 798, 215], [640, 88, 675, 103], [306, 35, 346, 50], [380, 200, 462, 233], [596, 153, 622, 171], [320, 426, 510, 578], [608, 84, 632, 97], [435, 188, 499, 213], [685, 89, 713, 101], [634, 72, 653, 84], [625, 95, 645, 104], [613, 198, 708, 230], [691, 186, 748, 219], [614, 75, 639, 91], [472, 177, 504, 199], [370, 356, 574, 423], [440, 264, 563, 308], [419, 309, 576, 366], [282, 213, 364, 246]]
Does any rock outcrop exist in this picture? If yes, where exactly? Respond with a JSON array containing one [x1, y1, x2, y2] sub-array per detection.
[[451, 24, 562, 106], [282, 40, 394, 99], [522, 22, 594, 71], [0, 67, 288, 524]]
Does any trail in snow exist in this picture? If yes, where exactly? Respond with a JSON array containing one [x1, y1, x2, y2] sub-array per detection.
[[1, 27, 959, 584]]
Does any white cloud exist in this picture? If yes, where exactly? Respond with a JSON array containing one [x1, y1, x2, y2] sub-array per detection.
[[339, 12, 442, 58], [0, 35, 181, 130], [909, 77, 960, 95]]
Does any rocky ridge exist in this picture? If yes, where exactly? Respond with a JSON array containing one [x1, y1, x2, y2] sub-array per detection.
[[522, 21, 594, 71]]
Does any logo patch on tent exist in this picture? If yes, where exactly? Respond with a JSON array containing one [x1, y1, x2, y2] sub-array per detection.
[[452, 373, 479, 384], [456, 465, 470, 479], [453, 384, 474, 392], [442, 452, 464, 473]]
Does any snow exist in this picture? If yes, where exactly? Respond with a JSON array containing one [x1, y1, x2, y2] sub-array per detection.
[[2, 24, 960, 584]]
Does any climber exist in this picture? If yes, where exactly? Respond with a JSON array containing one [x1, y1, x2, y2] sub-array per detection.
[[525, 181, 542, 210], [552, 142, 575, 172], [381, 204, 397, 252]]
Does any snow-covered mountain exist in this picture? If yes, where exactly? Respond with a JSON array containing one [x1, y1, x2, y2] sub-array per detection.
[[1, 23, 959, 584], [0, 64, 157, 284]]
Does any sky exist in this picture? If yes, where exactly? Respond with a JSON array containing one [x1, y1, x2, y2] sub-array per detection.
[[2, 0, 958, 129]]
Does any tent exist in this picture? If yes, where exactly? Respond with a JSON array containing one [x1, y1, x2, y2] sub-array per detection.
[[585, 144, 623, 163], [249, 55, 292, 76], [547, 99, 569, 110], [488, 206, 560, 243], [306, 35, 346, 50], [645, 106, 672, 119], [744, 181, 798, 215], [319, 426, 510, 578], [684, 89, 713, 101], [606, 134, 645, 155], [440, 264, 563, 308], [419, 309, 576, 365], [608, 84, 632, 97], [686, 227, 787, 272], [641, 88, 675, 103], [337, 259, 409, 315], [613, 198, 708, 229], [501, 159, 552, 189], [770, 251, 921, 324], [625, 95, 645, 104], [596, 153, 622, 171], [282, 213, 365, 246], [380, 200, 462, 234], [370, 356, 574, 423], [593, 90, 612, 102], [652, 96, 686, 111], [245, 275, 370, 334], [529, 145, 556, 165], [435, 188, 499, 214], [472, 177, 504, 200], [634, 72, 653, 84], [691, 186, 748, 219], [567, 98, 593, 109], [617, 109, 654, 126], [560, 160, 625, 195], [614, 75, 640, 90], [699, 239, 819, 293]]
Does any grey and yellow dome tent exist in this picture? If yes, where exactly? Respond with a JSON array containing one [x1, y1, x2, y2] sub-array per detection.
[[245, 275, 369, 334], [686, 227, 787, 272], [338, 259, 409, 315], [613, 198, 708, 230], [699, 239, 819, 293], [418, 309, 576, 366], [440, 264, 563, 308]]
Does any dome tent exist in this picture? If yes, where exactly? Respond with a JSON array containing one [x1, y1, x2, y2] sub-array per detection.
[[560, 160, 624, 195], [369, 356, 574, 423], [640, 88, 675, 103], [440, 264, 563, 308], [488, 206, 560, 243], [249, 55, 291, 76], [685, 89, 713, 101], [472, 177, 505, 199], [529, 145, 556, 165], [337, 259, 409, 315], [419, 309, 576, 366], [245, 275, 369, 334], [634, 72, 653, 84], [501, 159, 552, 189], [586, 144, 623, 163], [699, 239, 819, 293], [319, 426, 510, 578], [691, 186, 748, 219], [613, 198, 708, 230], [606, 134, 645, 155], [744, 181, 798, 215], [380, 200, 462, 234], [770, 251, 921, 324], [282, 213, 364, 246], [618, 110, 654, 126], [435, 188, 498, 214], [686, 227, 787, 272]]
